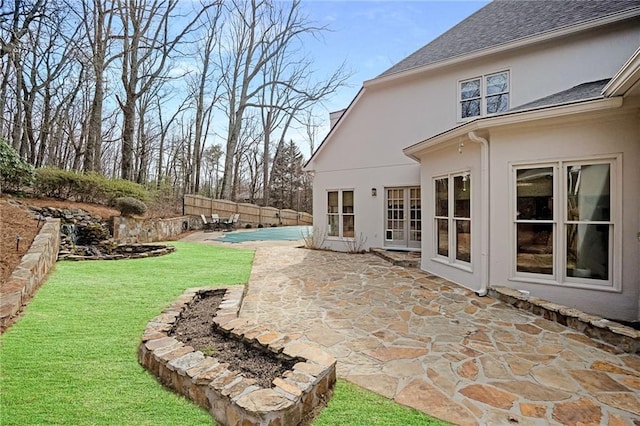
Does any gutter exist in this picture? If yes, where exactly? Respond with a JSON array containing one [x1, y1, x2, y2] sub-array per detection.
[[467, 131, 489, 297], [602, 46, 640, 97], [404, 97, 623, 161]]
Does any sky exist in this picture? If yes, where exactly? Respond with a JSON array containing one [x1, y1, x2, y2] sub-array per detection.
[[294, 0, 489, 148]]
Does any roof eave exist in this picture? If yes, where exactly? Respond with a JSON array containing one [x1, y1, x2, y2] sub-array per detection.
[[303, 87, 365, 172], [368, 8, 640, 89], [403, 97, 623, 160], [602, 47, 640, 97]]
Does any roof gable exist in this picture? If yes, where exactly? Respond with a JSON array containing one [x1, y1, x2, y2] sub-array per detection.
[[379, 0, 640, 78]]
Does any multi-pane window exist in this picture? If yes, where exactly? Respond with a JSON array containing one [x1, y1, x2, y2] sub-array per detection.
[[434, 172, 471, 264], [460, 79, 481, 118], [409, 188, 422, 243], [342, 190, 355, 238], [386, 188, 405, 241], [515, 167, 554, 275], [435, 178, 449, 256], [460, 71, 509, 119], [514, 159, 616, 285], [566, 163, 611, 281], [327, 190, 354, 238], [454, 174, 471, 262]]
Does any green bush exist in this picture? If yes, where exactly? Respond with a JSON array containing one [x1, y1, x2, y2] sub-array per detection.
[[115, 197, 147, 217], [103, 178, 149, 204], [33, 167, 77, 199], [0, 139, 35, 194], [34, 167, 149, 205]]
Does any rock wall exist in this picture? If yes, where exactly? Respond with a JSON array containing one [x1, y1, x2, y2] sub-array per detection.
[[490, 286, 640, 353], [112, 216, 198, 243], [0, 219, 60, 330], [139, 286, 336, 425]]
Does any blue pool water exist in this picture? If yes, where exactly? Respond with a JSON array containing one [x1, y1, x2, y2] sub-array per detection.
[[214, 226, 312, 243]]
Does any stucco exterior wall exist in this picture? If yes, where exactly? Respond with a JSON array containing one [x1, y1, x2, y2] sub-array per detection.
[[308, 20, 640, 253], [487, 109, 640, 321], [415, 142, 483, 291], [311, 164, 420, 251]]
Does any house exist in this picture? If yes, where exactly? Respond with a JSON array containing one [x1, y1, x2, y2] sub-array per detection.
[[303, 0, 640, 322]]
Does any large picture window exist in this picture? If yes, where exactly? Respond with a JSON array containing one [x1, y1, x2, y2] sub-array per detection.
[[327, 190, 354, 238], [434, 172, 471, 265], [513, 158, 617, 286], [459, 71, 509, 120]]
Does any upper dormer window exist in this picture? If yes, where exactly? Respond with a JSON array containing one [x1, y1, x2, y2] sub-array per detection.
[[459, 71, 509, 120]]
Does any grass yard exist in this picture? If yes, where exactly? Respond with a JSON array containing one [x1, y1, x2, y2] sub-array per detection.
[[1, 241, 446, 425], [0, 242, 252, 425], [315, 380, 450, 425]]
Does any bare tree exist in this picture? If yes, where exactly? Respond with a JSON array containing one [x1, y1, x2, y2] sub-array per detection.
[[114, 0, 213, 180], [302, 109, 321, 156], [202, 143, 223, 197], [0, 0, 46, 153], [81, 0, 117, 173], [185, 3, 223, 193], [217, 0, 320, 200]]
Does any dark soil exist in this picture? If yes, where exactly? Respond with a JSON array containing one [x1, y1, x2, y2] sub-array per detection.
[[170, 290, 297, 388]]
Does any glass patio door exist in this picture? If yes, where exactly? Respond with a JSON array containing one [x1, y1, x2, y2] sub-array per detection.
[[385, 187, 421, 249]]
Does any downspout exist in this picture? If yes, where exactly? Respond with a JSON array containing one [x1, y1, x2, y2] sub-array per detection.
[[467, 131, 489, 296]]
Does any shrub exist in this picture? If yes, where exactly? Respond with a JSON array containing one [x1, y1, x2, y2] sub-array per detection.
[[34, 167, 149, 205], [104, 178, 149, 204], [0, 139, 35, 194], [115, 197, 147, 217], [302, 227, 327, 250], [34, 167, 79, 199]]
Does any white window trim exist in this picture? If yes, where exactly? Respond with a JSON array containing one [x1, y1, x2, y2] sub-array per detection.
[[432, 171, 472, 268], [509, 154, 622, 292], [326, 189, 355, 240], [458, 70, 510, 122]]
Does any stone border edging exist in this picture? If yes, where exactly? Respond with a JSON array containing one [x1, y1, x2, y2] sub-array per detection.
[[490, 286, 639, 353], [60, 244, 176, 261], [0, 218, 60, 331], [138, 286, 336, 426]]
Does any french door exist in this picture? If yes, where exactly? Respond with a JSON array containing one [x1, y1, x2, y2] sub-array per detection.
[[385, 187, 421, 249]]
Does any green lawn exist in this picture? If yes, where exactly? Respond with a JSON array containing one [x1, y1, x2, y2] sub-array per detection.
[[315, 380, 450, 425], [1, 241, 446, 425]]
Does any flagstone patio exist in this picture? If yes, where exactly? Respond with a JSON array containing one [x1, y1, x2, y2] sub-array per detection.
[[181, 231, 640, 425], [238, 246, 640, 426]]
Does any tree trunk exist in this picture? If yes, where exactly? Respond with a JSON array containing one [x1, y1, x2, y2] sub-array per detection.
[[120, 95, 135, 180]]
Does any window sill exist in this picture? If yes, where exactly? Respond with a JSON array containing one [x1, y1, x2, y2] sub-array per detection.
[[457, 116, 479, 124], [431, 257, 473, 273], [508, 276, 620, 293]]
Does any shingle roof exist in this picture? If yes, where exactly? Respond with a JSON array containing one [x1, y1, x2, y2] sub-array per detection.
[[379, 0, 640, 78], [511, 79, 611, 111]]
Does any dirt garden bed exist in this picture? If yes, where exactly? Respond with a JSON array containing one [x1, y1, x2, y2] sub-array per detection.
[[170, 289, 296, 389], [139, 286, 336, 426]]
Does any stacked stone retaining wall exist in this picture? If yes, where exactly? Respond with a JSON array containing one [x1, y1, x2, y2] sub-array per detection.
[[112, 216, 199, 243], [0, 219, 60, 330], [139, 286, 336, 425], [490, 286, 640, 353]]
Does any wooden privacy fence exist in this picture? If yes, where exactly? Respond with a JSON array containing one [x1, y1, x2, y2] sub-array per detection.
[[184, 194, 313, 227]]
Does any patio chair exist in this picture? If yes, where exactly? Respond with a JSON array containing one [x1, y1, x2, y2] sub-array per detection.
[[201, 214, 215, 232], [221, 213, 240, 232], [211, 214, 221, 231]]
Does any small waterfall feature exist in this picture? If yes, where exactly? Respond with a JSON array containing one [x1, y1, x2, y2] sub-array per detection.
[[61, 224, 79, 245]]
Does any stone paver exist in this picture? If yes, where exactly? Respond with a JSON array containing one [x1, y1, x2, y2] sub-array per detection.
[[237, 246, 640, 426]]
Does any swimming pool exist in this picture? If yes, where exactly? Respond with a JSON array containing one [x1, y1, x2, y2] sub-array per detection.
[[214, 226, 312, 243]]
